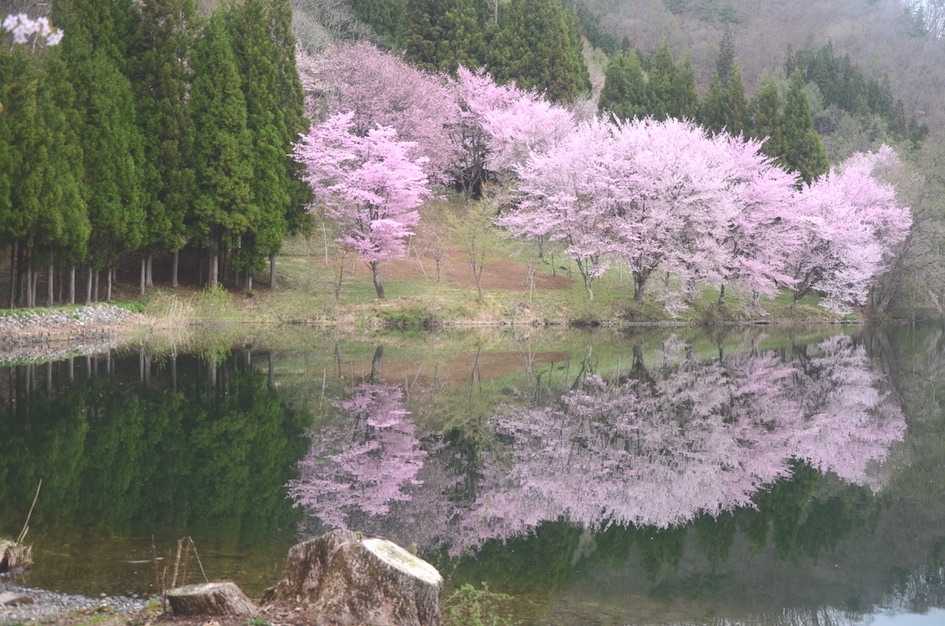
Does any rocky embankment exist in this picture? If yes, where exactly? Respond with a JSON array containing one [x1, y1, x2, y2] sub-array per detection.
[[0, 304, 146, 363]]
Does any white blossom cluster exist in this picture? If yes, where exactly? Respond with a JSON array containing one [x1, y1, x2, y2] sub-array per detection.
[[2, 13, 63, 47]]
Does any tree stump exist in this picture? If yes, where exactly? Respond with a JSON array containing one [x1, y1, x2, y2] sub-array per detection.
[[166, 581, 257, 617], [264, 529, 443, 626]]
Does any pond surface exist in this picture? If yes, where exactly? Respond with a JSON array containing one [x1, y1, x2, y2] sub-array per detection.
[[1, 324, 944, 625]]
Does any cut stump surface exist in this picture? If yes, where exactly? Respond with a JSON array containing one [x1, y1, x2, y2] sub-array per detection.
[[166, 581, 257, 617]]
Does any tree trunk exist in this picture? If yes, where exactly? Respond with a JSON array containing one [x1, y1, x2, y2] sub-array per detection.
[[633, 269, 649, 302], [172, 250, 179, 287], [106, 266, 113, 302], [718, 283, 726, 306], [269, 253, 277, 288], [68, 265, 75, 305], [85, 267, 93, 305], [26, 259, 34, 308], [46, 262, 54, 306], [371, 261, 385, 299], [140, 257, 146, 296], [146, 252, 153, 288], [209, 248, 219, 288], [7, 244, 15, 308]]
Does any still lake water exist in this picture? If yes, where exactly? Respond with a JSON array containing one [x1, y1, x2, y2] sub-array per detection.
[[1, 324, 944, 625]]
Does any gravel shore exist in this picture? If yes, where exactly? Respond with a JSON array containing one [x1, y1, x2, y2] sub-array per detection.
[[0, 582, 150, 624]]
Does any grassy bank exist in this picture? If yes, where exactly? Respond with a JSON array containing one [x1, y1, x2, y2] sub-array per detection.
[[136, 233, 846, 334]]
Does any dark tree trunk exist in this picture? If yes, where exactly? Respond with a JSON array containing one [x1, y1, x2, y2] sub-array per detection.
[[371, 261, 385, 299], [172, 250, 180, 287], [46, 262, 54, 306]]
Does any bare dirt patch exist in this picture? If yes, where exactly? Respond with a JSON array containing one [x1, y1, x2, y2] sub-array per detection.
[[335, 248, 572, 291]]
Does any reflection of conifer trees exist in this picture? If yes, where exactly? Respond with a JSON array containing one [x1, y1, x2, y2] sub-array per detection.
[[0, 349, 307, 532]]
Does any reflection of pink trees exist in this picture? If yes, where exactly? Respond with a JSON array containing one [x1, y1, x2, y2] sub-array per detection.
[[453, 334, 905, 549], [287, 382, 426, 529], [287, 334, 905, 557]]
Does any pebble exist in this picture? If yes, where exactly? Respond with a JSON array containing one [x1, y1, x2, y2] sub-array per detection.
[[0, 582, 150, 623]]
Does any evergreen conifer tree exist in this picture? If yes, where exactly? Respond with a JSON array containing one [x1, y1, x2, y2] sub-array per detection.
[[488, 0, 589, 103], [129, 0, 198, 290], [782, 69, 829, 184], [230, 0, 308, 289], [750, 75, 786, 162], [598, 49, 648, 121], [400, 0, 486, 72], [54, 0, 146, 300], [724, 64, 748, 136], [190, 10, 255, 287], [647, 45, 697, 120], [698, 73, 727, 134]]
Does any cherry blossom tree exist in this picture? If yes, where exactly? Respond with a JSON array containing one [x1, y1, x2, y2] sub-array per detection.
[[788, 145, 912, 313], [297, 42, 459, 185], [2, 13, 63, 48], [503, 117, 798, 308], [449, 66, 573, 201], [292, 112, 431, 299], [718, 133, 803, 304], [496, 119, 627, 298]]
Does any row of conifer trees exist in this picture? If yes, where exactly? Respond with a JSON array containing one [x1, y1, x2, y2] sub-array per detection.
[[0, 0, 308, 307]]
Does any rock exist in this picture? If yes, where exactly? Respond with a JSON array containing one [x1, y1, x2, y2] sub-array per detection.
[[166, 581, 257, 617], [264, 530, 443, 626], [0, 591, 34, 607]]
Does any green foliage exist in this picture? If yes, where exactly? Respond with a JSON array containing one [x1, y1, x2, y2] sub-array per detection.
[[113, 301, 146, 314], [781, 69, 830, 183], [785, 40, 926, 146], [749, 74, 787, 162], [646, 45, 698, 121], [488, 0, 590, 103], [598, 49, 649, 121], [442, 583, 517, 626], [190, 10, 255, 280], [379, 305, 443, 330], [399, 0, 489, 72], [128, 0, 198, 257]]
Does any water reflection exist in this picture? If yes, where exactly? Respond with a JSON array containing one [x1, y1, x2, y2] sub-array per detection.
[[289, 332, 904, 554], [285, 327, 941, 624], [1, 325, 944, 625], [0, 349, 307, 596]]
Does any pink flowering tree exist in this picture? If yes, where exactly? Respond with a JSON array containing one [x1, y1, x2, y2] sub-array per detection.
[[292, 112, 431, 299], [496, 120, 628, 298], [716, 134, 803, 305], [298, 42, 459, 185], [2, 13, 63, 49], [788, 145, 912, 313], [504, 117, 788, 309], [449, 66, 574, 201]]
